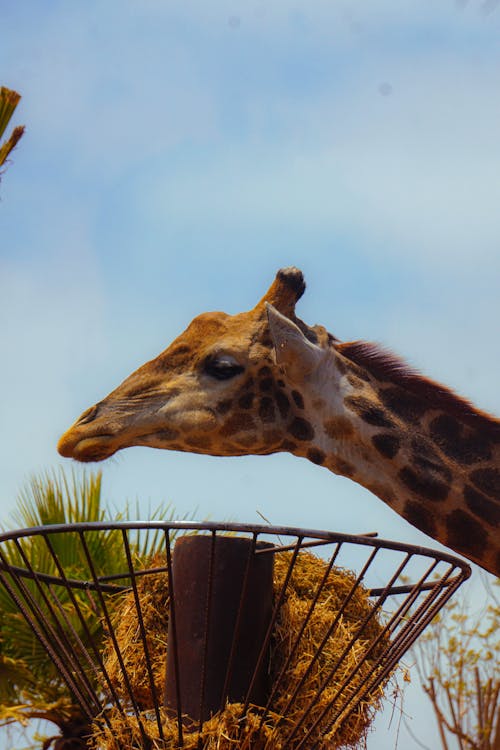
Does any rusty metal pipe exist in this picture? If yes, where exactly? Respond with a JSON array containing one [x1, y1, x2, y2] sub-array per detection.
[[164, 534, 274, 725]]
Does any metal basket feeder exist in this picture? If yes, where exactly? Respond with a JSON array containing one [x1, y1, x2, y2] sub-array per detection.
[[0, 521, 470, 749]]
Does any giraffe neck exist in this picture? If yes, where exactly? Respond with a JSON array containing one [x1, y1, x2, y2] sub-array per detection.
[[291, 351, 500, 576]]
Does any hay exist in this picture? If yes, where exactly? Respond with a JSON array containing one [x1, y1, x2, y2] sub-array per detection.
[[93, 550, 391, 749], [270, 553, 388, 748], [92, 703, 283, 750], [103, 554, 169, 710]]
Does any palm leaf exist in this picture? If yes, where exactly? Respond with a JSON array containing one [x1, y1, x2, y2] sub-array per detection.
[[0, 468, 180, 738], [0, 86, 25, 171]]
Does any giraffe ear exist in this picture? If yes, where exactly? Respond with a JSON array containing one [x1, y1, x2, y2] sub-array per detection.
[[257, 267, 305, 316], [266, 303, 324, 382]]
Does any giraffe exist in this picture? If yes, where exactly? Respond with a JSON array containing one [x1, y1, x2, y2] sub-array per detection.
[[58, 268, 500, 576]]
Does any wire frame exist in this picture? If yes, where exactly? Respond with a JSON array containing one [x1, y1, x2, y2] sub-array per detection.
[[0, 521, 470, 748]]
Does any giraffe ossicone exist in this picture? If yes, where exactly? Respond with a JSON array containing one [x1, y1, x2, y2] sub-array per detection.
[[58, 267, 500, 576], [266, 304, 325, 381]]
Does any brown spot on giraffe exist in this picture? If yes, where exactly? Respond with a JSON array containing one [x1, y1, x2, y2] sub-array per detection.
[[324, 417, 354, 441], [347, 373, 365, 389], [58, 266, 500, 576], [344, 396, 395, 429], [329, 458, 356, 477], [379, 386, 428, 424], [430, 415, 492, 464], [259, 377, 273, 392], [291, 390, 305, 409], [219, 413, 256, 437], [216, 400, 233, 415], [185, 435, 213, 450], [399, 466, 450, 503], [404, 501, 438, 538], [275, 390, 290, 419], [263, 428, 283, 446], [312, 398, 325, 410], [238, 393, 255, 409], [288, 418, 315, 442], [446, 509, 489, 560], [152, 429, 180, 442], [469, 468, 500, 498], [413, 455, 453, 484], [370, 482, 397, 506], [345, 361, 372, 383], [280, 439, 298, 452], [464, 485, 499, 527], [307, 448, 326, 465], [258, 397, 276, 423], [232, 433, 260, 448], [410, 435, 436, 460], [372, 433, 400, 459]]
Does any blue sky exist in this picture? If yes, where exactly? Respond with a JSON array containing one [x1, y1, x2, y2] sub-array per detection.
[[1, 1, 500, 748]]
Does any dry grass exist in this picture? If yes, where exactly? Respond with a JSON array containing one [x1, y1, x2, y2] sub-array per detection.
[[103, 555, 169, 710], [269, 553, 388, 748], [93, 549, 391, 749]]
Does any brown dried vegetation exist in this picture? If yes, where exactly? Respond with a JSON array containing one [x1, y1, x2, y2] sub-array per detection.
[[93, 550, 391, 749]]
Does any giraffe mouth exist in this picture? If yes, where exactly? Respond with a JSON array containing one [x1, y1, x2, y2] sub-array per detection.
[[57, 434, 117, 463]]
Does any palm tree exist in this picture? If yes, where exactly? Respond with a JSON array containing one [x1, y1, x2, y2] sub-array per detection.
[[0, 86, 25, 180], [0, 469, 177, 749]]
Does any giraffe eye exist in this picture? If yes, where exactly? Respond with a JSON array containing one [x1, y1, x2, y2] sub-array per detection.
[[204, 355, 245, 380]]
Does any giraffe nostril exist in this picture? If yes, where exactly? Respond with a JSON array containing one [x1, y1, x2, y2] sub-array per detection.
[[76, 404, 100, 426]]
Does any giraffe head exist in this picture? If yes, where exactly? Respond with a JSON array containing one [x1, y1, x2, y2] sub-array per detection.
[[58, 268, 336, 463], [58, 267, 500, 575]]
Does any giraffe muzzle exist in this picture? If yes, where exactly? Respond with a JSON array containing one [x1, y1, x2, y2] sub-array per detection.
[[57, 431, 117, 462]]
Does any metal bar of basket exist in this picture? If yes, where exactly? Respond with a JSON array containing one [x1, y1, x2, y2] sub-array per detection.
[[197, 530, 217, 741], [121, 528, 165, 742], [0, 561, 126, 592], [0, 556, 463, 599], [260, 539, 343, 730], [77, 530, 150, 743], [0, 541, 99, 718], [315, 562, 464, 748], [164, 528, 184, 747], [293, 551, 421, 748], [41, 532, 127, 716], [305, 556, 449, 748], [240, 534, 304, 717], [284, 545, 402, 748], [278, 544, 380, 736], [0, 521, 471, 577], [218, 531, 258, 713], [14, 534, 104, 714], [368, 577, 461, 597], [254, 535, 376, 556], [375, 562, 460, 675]]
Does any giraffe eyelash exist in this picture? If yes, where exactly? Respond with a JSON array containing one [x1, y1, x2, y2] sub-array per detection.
[[203, 355, 245, 381]]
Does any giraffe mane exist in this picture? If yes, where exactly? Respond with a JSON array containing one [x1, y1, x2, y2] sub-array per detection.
[[339, 340, 500, 437]]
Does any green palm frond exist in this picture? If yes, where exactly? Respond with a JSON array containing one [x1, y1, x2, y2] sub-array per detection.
[[13, 470, 104, 527], [0, 655, 35, 700], [0, 468, 181, 735], [0, 86, 25, 173]]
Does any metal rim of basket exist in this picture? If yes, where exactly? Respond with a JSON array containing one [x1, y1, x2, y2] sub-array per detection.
[[0, 520, 471, 594], [0, 521, 471, 749]]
